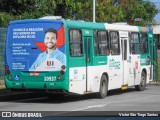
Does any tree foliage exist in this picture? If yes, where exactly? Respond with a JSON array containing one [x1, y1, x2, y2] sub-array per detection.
[[0, 0, 158, 27]]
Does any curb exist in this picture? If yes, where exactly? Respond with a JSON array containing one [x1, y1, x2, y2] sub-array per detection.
[[147, 81, 160, 86], [147, 83, 160, 86]]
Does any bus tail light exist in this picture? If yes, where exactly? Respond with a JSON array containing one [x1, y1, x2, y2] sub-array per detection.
[[61, 65, 66, 70], [60, 70, 64, 75], [58, 70, 65, 80], [5, 65, 10, 75], [5, 65, 9, 70], [6, 70, 10, 75]]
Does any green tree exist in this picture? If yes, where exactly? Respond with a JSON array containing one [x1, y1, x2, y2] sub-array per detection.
[[0, 0, 57, 27], [0, 0, 158, 27], [96, 0, 125, 23], [119, 0, 158, 26], [58, 0, 158, 26]]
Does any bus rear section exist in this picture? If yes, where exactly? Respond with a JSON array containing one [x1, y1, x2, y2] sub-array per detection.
[[5, 19, 68, 92]]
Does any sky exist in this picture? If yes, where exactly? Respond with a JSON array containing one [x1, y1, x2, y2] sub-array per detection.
[[150, 0, 160, 24]]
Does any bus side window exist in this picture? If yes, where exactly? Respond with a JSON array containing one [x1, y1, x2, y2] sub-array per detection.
[[131, 33, 140, 54], [93, 30, 99, 56], [129, 32, 132, 54], [109, 31, 120, 55], [69, 29, 83, 57], [140, 33, 148, 54], [97, 30, 108, 56]]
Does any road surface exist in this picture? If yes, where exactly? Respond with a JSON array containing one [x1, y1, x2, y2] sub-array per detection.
[[0, 86, 160, 119]]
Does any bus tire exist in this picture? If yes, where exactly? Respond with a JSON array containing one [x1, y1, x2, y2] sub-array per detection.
[[135, 71, 146, 91], [96, 74, 108, 99]]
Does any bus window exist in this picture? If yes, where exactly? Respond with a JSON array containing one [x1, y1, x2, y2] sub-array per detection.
[[93, 30, 98, 56], [97, 31, 108, 56], [140, 33, 148, 54], [129, 33, 132, 54], [131, 33, 140, 54], [109, 31, 120, 55], [69, 29, 82, 57]]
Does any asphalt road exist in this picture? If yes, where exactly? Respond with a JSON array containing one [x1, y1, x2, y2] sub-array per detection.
[[0, 86, 160, 119]]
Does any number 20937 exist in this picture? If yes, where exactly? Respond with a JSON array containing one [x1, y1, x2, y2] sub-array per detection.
[[44, 76, 56, 81]]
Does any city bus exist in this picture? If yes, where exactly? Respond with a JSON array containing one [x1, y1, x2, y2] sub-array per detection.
[[5, 17, 157, 98]]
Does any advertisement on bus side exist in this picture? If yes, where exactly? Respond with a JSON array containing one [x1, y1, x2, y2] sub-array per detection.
[[6, 21, 66, 71]]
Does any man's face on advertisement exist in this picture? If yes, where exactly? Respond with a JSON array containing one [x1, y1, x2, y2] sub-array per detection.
[[44, 32, 57, 49]]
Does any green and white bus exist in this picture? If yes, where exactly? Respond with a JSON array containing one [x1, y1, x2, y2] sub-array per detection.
[[5, 18, 157, 98]]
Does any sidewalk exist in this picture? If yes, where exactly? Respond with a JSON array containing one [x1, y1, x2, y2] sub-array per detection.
[[147, 81, 160, 86]]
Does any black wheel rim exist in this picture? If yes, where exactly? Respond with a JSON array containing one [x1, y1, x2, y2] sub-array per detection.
[[140, 72, 146, 87], [101, 80, 106, 95]]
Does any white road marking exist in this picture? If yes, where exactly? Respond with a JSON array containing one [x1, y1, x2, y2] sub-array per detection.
[[46, 111, 73, 116], [71, 104, 106, 111]]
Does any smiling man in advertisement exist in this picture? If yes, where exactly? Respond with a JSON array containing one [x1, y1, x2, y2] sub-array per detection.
[[29, 28, 66, 71]]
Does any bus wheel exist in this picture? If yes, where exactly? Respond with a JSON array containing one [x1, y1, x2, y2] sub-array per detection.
[[135, 71, 146, 91], [96, 75, 108, 99]]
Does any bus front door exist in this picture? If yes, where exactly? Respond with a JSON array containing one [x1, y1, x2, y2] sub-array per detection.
[[69, 30, 93, 95], [84, 37, 92, 92], [121, 38, 129, 86]]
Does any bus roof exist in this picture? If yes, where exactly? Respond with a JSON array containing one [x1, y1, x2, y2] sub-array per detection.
[[64, 20, 152, 33], [64, 20, 106, 30], [9, 19, 152, 33], [9, 19, 63, 25]]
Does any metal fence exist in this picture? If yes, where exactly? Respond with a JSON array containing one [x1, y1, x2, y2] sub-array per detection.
[[0, 28, 6, 80]]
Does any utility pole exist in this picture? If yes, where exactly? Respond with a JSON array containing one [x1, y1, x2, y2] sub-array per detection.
[[93, 0, 95, 22]]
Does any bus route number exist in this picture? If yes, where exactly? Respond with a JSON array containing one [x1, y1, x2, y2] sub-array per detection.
[[44, 76, 56, 81]]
